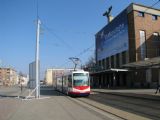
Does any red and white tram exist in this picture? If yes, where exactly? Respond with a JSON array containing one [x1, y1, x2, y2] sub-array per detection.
[[56, 70, 90, 96]]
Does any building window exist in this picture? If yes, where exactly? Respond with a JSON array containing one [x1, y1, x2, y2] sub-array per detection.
[[153, 32, 159, 42], [139, 30, 146, 60], [102, 59, 105, 70], [152, 15, 158, 20], [122, 51, 126, 64], [106, 57, 109, 69], [156, 48, 160, 56], [111, 56, 114, 68], [116, 53, 120, 68], [153, 32, 159, 36], [138, 11, 144, 17], [98, 60, 101, 66], [98, 60, 102, 70]]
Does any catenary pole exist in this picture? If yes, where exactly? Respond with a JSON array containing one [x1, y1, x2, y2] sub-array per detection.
[[35, 19, 41, 98]]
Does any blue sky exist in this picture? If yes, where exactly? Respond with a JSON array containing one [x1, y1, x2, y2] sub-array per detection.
[[0, 0, 160, 78]]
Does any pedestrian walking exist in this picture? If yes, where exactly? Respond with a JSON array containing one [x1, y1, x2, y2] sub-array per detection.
[[20, 83, 23, 93], [155, 84, 160, 94]]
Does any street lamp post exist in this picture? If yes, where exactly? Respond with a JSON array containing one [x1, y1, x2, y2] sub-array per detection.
[[35, 19, 41, 98]]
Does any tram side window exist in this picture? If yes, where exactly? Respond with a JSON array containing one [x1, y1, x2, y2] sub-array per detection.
[[64, 76, 67, 85], [68, 75, 72, 87]]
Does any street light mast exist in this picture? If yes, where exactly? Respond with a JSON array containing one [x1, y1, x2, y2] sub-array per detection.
[[35, 19, 41, 98]]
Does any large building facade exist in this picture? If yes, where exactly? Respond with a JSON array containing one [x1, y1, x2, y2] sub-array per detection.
[[91, 3, 160, 88]]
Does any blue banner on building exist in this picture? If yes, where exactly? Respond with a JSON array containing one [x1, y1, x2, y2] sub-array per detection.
[[96, 9, 129, 61]]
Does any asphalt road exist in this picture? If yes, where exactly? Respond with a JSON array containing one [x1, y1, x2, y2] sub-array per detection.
[[0, 86, 121, 120]]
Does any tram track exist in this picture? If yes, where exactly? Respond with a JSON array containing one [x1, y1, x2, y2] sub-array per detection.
[[93, 91, 160, 110], [53, 90, 124, 120], [53, 90, 158, 120], [66, 95, 152, 120], [87, 92, 160, 120], [67, 96, 125, 120]]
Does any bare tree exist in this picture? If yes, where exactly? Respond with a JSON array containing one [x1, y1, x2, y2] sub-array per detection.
[[82, 56, 96, 71]]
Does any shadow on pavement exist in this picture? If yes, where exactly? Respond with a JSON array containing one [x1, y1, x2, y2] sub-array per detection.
[[0, 94, 18, 98], [40, 89, 65, 96]]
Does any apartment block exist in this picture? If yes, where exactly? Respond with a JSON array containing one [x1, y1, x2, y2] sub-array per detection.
[[0, 67, 18, 86]]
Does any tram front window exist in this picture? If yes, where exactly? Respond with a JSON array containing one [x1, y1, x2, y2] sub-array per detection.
[[73, 73, 89, 86]]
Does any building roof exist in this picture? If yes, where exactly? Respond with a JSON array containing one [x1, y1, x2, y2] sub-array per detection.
[[0, 67, 16, 71], [47, 68, 73, 71], [123, 57, 160, 69], [90, 68, 128, 75], [127, 3, 160, 16], [96, 3, 160, 36]]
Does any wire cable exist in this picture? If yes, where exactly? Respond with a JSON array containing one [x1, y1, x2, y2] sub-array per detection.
[[41, 22, 75, 51], [58, 43, 95, 68]]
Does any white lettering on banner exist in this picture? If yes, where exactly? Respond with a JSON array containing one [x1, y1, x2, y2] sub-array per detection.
[[102, 24, 125, 40], [97, 23, 128, 60], [97, 9, 129, 61]]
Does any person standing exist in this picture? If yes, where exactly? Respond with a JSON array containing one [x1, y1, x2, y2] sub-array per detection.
[[155, 84, 160, 94]]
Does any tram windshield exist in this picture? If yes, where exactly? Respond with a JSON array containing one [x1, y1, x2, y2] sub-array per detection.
[[73, 73, 89, 86]]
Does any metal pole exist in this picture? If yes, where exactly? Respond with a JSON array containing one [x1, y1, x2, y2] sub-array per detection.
[[35, 19, 41, 98]]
